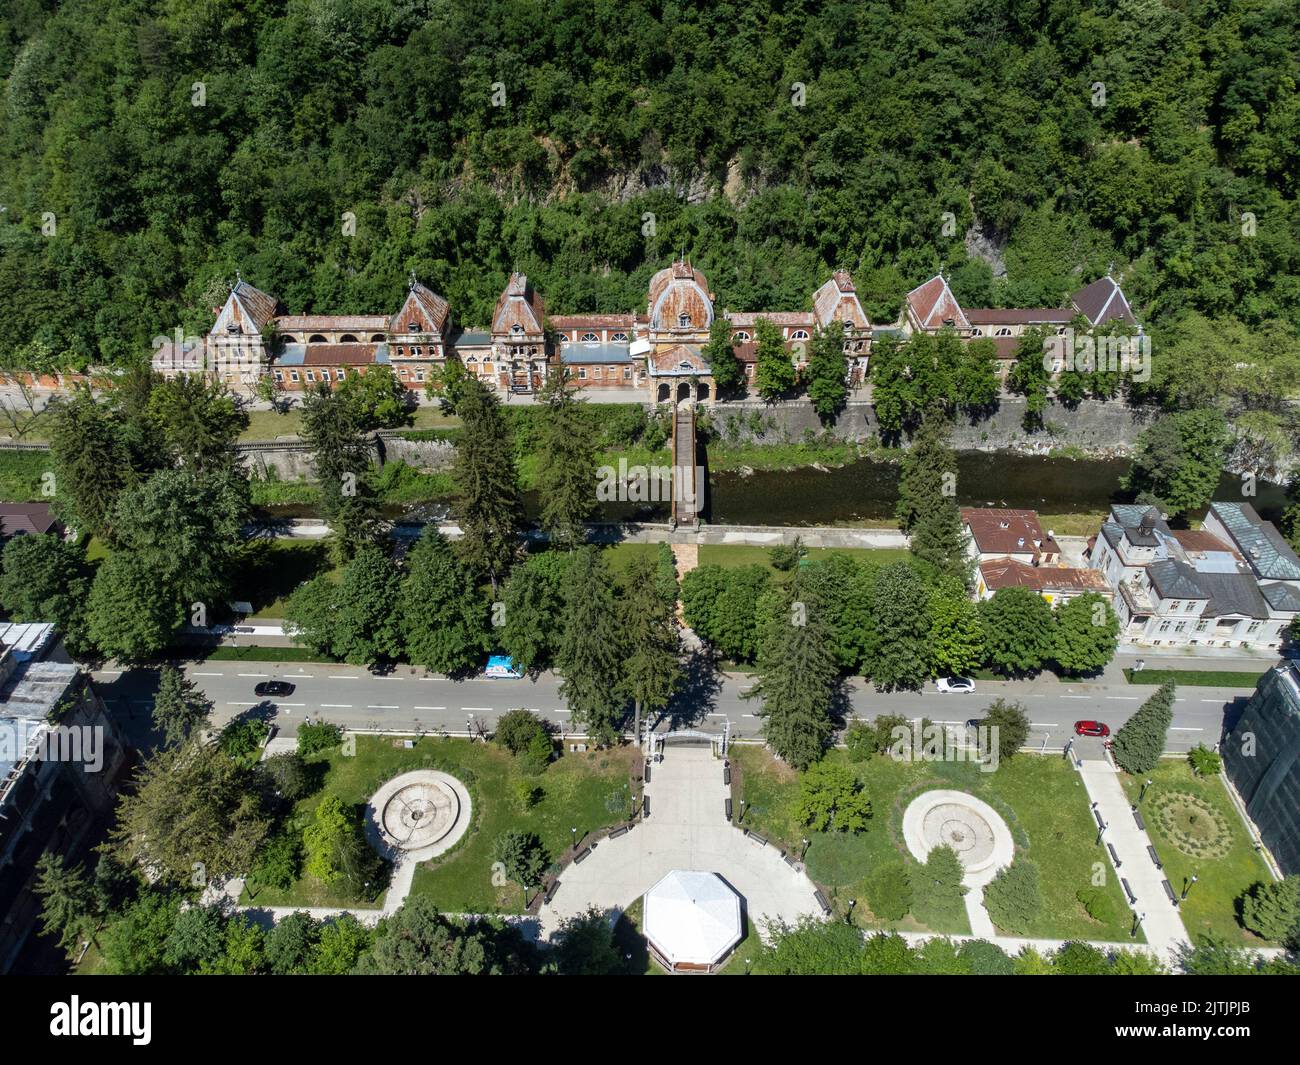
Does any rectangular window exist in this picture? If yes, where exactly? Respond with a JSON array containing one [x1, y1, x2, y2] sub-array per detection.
[[1247, 621, 1262, 634], [289, 370, 300, 382], [273, 370, 284, 382], [415, 369, 425, 382], [335, 368, 345, 381], [399, 367, 408, 378], [305, 369, 315, 382], [623, 367, 631, 380], [578, 368, 587, 379], [592, 367, 602, 379]]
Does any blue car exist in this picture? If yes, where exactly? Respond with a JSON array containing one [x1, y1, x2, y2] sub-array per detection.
[[484, 655, 523, 679]]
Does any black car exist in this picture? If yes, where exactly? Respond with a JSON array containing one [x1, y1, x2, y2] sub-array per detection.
[[254, 681, 295, 698]]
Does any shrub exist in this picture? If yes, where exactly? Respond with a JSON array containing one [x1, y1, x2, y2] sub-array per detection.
[[493, 830, 549, 887], [297, 720, 343, 756], [253, 831, 302, 891], [983, 859, 1043, 934], [864, 862, 912, 922], [219, 718, 269, 760], [1188, 744, 1222, 776], [513, 778, 543, 810], [495, 709, 547, 755], [794, 761, 871, 833], [768, 536, 806, 572], [1240, 875, 1300, 943], [259, 752, 314, 802], [1076, 885, 1117, 925]]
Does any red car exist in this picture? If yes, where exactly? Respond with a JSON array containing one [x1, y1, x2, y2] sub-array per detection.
[[1074, 720, 1110, 737]]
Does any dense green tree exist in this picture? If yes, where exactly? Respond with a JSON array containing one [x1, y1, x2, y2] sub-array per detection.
[[492, 830, 549, 888], [303, 795, 354, 885], [35, 853, 99, 956], [983, 858, 1043, 934], [748, 583, 838, 768], [86, 551, 185, 660], [299, 381, 380, 562], [452, 378, 522, 594], [1111, 681, 1176, 774], [955, 337, 1000, 415], [0, 533, 91, 651], [549, 908, 623, 975], [535, 371, 598, 549], [620, 554, 682, 740], [1240, 875, 1300, 944], [400, 527, 487, 675], [980, 698, 1031, 761], [979, 587, 1056, 675], [264, 911, 320, 976], [163, 904, 230, 974], [701, 316, 744, 394], [928, 577, 984, 676], [329, 545, 404, 665], [48, 388, 136, 538], [151, 666, 213, 748], [806, 322, 848, 421], [1007, 329, 1052, 430], [311, 914, 373, 975], [753, 318, 795, 401], [337, 365, 410, 430], [864, 862, 913, 922], [99, 891, 180, 976], [866, 563, 931, 691], [146, 375, 248, 472], [1122, 408, 1232, 516], [795, 761, 871, 832], [498, 552, 570, 671], [555, 548, 626, 741], [1051, 591, 1120, 676], [354, 897, 532, 975], [680, 564, 770, 663]]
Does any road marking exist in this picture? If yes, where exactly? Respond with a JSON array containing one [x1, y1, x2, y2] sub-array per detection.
[[741, 714, 757, 719], [367, 705, 400, 710], [276, 703, 306, 707], [237, 673, 268, 678], [413, 706, 446, 711], [1060, 695, 1090, 700], [706, 713, 728, 718], [1106, 696, 1140, 701], [462, 706, 493, 712], [225, 701, 252, 705], [320, 703, 353, 709], [192, 672, 224, 677], [333, 676, 359, 680], [285, 674, 312, 678], [97, 670, 122, 677], [1200, 699, 1224, 704], [1030, 722, 1054, 728], [1171, 726, 1204, 732]]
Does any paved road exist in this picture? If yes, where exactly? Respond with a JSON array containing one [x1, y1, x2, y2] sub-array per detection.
[[92, 659, 1256, 753]]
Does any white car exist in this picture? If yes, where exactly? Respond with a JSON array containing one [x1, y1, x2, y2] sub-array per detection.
[[935, 676, 976, 694]]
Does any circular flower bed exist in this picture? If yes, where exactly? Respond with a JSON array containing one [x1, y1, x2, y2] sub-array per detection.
[[1150, 791, 1231, 860]]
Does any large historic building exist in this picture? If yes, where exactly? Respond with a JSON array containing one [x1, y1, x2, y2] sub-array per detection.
[[154, 260, 1135, 402]]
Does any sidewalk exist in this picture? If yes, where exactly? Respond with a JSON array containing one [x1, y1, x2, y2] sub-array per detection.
[[1077, 758, 1187, 962]]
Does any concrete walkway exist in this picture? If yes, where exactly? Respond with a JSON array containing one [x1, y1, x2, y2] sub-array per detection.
[[1077, 757, 1188, 961], [541, 746, 823, 940]]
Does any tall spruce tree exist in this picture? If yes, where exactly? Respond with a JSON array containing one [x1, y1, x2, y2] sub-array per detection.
[[400, 527, 488, 675], [152, 665, 214, 748], [299, 381, 380, 562], [1111, 681, 1176, 774], [555, 548, 626, 742], [747, 581, 838, 768], [620, 555, 682, 740], [535, 371, 597, 550], [452, 377, 523, 595], [35, 853, 100, 956], [898, 417, 968, 579]]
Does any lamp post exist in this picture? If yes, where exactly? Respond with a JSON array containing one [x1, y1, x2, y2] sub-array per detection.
[[801, 837, 810, 860], [571, 826, 577, 853], [845, 899, 857, 925], [1140, 778, 1153, 803], [1131, 910, 1143, 938], [738, 799, 746, 825], [744, 957, 752, 975], [1182, 874, 1198, 901]]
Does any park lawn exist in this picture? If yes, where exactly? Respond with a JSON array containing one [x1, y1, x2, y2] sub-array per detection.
[[730, 745, 1135, 941], [239, 405, 460, 441], [1119, 761, 1276, 946], [1034, 511, 1108, 538], [1124, 669, 1264, 688], [697, 545, 910, 572], [408, 740, 639, 913], [0, 448, 54, 501]]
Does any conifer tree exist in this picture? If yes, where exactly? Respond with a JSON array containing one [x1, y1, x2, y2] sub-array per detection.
[[535, 370, 597, 550], [452, 378, 523, 595], [401, 527, 487, 675], [1111, 681, 1176, 773], [555, 549, 626, 742]]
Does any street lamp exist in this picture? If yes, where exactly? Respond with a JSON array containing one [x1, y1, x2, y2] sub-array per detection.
[[744, 957, 752, 975], [801, 837, 810, 860], [1131, 910, 1144, 938], [1182, 874, 1198, 901], [571, 826, 577, 852], [738, 799, 746, 824], [1140, 778, 1153, 803], [845, 899, 857, 925]]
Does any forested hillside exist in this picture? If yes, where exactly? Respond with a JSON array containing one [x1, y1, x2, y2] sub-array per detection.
[[1, 0, 1297, 372]]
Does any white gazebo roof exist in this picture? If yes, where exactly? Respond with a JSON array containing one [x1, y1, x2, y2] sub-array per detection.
[[643, 870, 742, 967]]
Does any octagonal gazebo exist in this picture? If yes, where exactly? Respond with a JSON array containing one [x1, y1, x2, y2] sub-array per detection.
[[643, 870, 742, 973]]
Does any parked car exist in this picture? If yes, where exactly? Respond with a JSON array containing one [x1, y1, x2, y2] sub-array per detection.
[[935, 676, 976, 694], [483, 655, 523, 679], [1074, 720, 1110, 737], [254, 681, 295, 698]]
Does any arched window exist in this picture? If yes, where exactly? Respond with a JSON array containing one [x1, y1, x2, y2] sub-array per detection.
[[677, 313, 691, 328], [970, 328, 983, 337], [995, 327, 1012, 337], [611, 332, 628, 342], [580, 332, 599, 343], [511, 324, 524, 334], [280, 335, 299, 345], [369, 333, 385, 342], [340, 334, 358, 343], [308, 334, 327, 344], [410, 320, 422, 332], [791, 329, 810, 340], [733, 331, 751, 342]]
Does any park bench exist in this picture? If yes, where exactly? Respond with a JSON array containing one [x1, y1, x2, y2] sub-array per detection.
[[1107, 842, 1121, 867], [1121, 878, 1136, 904], [814, 891, 832, 915], [1162, 879, 1178, 905], [573, 847, 592, 864], [1147, 844, 1162, 869], [724, 798, 732, 821]]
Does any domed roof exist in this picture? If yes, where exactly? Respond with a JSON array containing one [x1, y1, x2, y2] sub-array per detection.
[[647, 259, 714, 330]]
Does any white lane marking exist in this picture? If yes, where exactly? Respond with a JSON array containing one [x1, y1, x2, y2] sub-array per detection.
[[461, 706, 493, 712], [552, 709, 571, 715], [367, 705, 400, 710], [321, 703, 353, 709], [1060, 695, 1090, 700], [1171, 726, 1204, 732], [706, 713, 728, 718], [1106, 696, 1140, 701], [225, 701, 252, 705], [192, 672, 224, 677], [332, 676, 359, 680], [741, 714, 757, 719], [238, 673, 268, 678], [413, 706, 446, 711], [1200, 699, 1224, 704], [97, 670, 122, 676], [276, 703, 306, 707], [285, 674, 312, 678], [1030, 723, 1054, 728]]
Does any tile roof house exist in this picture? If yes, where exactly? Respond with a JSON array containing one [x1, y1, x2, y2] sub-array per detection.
[[975, 558, 1112, 605], [1087, 503, 1297, 650], [961, 508, 1061, 565]]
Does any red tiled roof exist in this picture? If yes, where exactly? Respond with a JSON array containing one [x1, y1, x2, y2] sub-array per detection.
[[1173, 529, 1240, 557], [906, 275, 970, 331], [979, 558, 1110, 595], [726, 311, 815, 328], [492, 273, 546, 335], [961, 508, 1060, 559], [275, 315, 390, 334]]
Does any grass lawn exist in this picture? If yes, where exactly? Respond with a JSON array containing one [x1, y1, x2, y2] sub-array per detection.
[[242, 736, 638, 912], [0, 448, 54, 501], [698, 545, 911, 572], [1035, 511, 1109, 538], [731, 745, 1136, 941], [1119, 761, 1276, 946], [240, 405, 459, 442], [234, 539, 337, 619], [1124, 669, 1264, 688]]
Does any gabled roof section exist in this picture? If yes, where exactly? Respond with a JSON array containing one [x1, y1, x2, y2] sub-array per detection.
[[906, 275, 969, 331], [812, 271, 871, 331], [213, 276, 280, 337], [391, 280, 450, 335], [1070, 275, 1137, 328], [491, 273, 546, 335]]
